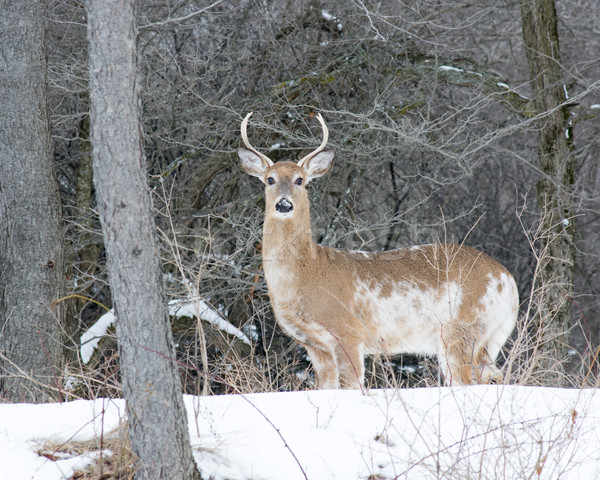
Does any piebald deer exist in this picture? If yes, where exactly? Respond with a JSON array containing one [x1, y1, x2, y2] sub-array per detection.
[[238, 113, 518, 389]]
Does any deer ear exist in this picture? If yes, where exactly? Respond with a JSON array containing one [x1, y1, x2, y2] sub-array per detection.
[[301, 150, 334, 182], [238, 148, 272, 180]]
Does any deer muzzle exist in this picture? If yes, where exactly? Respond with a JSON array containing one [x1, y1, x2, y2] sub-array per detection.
[[275, 197, 293, 214]]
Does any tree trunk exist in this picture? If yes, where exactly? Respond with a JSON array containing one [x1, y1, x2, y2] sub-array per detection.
[[520, 0, 576, 382], [86, 0, 201, 478], [0, 0, 66, 402], [70, 96, 100, 358]]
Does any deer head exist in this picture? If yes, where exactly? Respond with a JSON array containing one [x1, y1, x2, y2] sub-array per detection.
[[237, 113, 335, 219]]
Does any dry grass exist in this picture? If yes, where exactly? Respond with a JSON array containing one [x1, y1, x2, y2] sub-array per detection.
[[38, 423, 137, 480]]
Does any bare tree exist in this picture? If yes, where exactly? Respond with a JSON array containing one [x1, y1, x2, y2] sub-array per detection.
[[520, 0, 577, 380], [0, 0, 66, 402], [86, 0, 200, 478]]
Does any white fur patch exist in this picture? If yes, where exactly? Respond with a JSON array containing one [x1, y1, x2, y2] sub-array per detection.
[[353, 271, 518, 365], [476, 272, 519, 360], [264, 263, 295, 301], [354, 280, 463, 356], [349, 250, 373, 259]]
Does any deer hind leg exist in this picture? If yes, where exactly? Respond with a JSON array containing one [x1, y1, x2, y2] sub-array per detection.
[[438, 323, 478, 385], [474, 317, 515, 384], [473, 346, 503, 384], [305, 345, 339, 389]]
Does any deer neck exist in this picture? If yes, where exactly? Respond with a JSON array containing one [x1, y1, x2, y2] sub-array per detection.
[[262, 205, 317, 265]]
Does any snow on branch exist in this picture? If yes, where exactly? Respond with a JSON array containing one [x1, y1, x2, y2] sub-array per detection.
[[168, 298, 251, 346], [80, 298, 250, 364], [321, 10, 343, 32]]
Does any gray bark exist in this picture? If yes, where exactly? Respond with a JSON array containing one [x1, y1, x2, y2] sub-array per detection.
[[69, 99, 98, 358], [86, 0, 200, 478], [521, 0, 577, 380], [0, 0, 66, 402]]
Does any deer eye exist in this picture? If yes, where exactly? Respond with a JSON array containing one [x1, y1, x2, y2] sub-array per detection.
[[295, 177, 303, 186], [267, 177, 275, 185]]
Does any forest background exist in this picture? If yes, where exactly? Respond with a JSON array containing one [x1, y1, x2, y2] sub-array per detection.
[[2, 0, 600, 402]]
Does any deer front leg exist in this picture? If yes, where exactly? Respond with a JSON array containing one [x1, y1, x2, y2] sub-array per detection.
[[336, 341, 365, 389], [305, 345, 339, 389]]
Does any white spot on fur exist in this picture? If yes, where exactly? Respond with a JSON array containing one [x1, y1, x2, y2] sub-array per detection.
[[349, 250, 372, 259], [476, 273, 518, 361], [264, 263, 295, 299], [354, 280, 463, 356], [409, 244, 433, 252]]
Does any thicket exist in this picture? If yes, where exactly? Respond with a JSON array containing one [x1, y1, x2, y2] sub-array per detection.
[[48, 0, 600, 396]]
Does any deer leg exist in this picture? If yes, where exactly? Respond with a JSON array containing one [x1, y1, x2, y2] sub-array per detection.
[[473, 346, 503, 384], [469, 313, 512, 383], [305, 345, 339, 389], [477, 317, 514, 383], [335, 341, 364, 389], [439, 324, 477, 385]]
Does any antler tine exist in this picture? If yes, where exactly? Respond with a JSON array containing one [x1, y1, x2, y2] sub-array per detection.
[[297, 113, 329, 168], [240, 112, 273, 166]]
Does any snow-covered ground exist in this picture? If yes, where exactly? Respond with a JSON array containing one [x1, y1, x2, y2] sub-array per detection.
[[1, 385, 599, 479]]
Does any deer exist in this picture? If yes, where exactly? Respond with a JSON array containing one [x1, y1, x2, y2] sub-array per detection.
[[238, 112, 518, 389]]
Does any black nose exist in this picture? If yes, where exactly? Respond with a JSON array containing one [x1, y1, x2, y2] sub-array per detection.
[[275, 198, 293, 214]]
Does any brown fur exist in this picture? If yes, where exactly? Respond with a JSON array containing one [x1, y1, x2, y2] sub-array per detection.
[[238, 116, 518, 389]]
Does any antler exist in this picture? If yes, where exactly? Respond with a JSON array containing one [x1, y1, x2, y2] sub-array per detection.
[[240, 112, 273, 166], [297, 113, 329, 168]]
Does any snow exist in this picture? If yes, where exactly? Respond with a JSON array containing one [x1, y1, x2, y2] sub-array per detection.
[[80, 310, 115, 363], [2, 385, 599, 479], [321, 10, 343, 32], [268, 142, 286, 151], [169, 298, 251, 346], [439, 65, 482, 77], [80, 299, 250, 363], [439, 65, 464, 73], [0, 398, 124, 479]]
